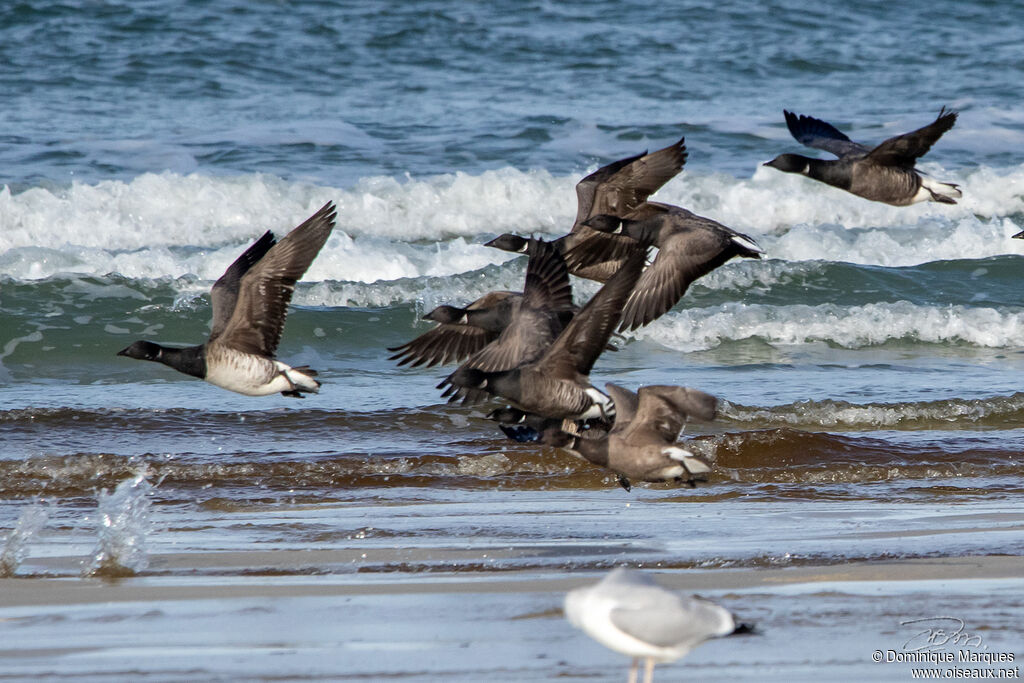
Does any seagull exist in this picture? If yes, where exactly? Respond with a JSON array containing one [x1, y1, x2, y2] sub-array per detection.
[[443, 251, 645, 421], [486, 137, 687, 282], [540, 383, 717, 491], [570, 202, 763, 332], [764, 108, 960, 205], [117, 202, 336, 397], [565, 567, 745, 683]]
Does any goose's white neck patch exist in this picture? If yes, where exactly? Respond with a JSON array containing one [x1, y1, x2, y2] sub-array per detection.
[[730, 234, 763, 254]]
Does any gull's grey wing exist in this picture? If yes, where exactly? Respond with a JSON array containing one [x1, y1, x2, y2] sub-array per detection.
[[217, 202, 336, 356], [209, 230, 277, 342], [865, 107, 957, 168], [610, 594, 735, 648], [784, 110, 870, 158]]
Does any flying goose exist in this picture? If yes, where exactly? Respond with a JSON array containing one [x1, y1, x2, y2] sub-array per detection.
[[444, 251, 645, 421], [486, 137, 687, 282], [764, 108, 960, 205], [565, 567, 748, 683], [117, 202, 336, 397], [571, 202, 763, 332], [541, 383, 717, 491], [387, 291, 524, 368]]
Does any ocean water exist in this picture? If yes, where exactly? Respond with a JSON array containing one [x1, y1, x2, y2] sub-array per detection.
[[1, 1, 1023, 680]]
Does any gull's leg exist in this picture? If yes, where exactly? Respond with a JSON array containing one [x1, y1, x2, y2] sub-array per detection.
[[627, 657, 639, 683], [561, 418, 581, 436], [642, 657, 655, 683]]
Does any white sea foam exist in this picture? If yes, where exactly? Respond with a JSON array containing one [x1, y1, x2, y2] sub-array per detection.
[[722, 393, 1024, 429], [0, 165, 1021, 283], [634, 301, 1024, 352]]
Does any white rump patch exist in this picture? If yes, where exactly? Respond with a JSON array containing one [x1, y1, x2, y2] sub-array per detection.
[[663, 446, 711, 474], [917, 176, 963, 204]]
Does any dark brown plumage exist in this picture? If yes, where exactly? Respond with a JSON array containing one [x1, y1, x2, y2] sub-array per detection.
[[486, 137, 687, 282], [541, 383, 718, 490], [443, 251, 645, 420], [387, 291, 522, 368], [118, 202, 336, 397], [568, 202, 763, 332], [764, 108, 961, 205]]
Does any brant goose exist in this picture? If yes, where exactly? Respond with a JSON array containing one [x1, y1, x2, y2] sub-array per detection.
[[117, 202, 336, 397], [541, 383, 717, 491], [565, 567, 746, 683], [444, 251, 645, 421], [572, 202, 763, 331], [438, 239, 577, 405], [387, 291, 524, 368], [764, 108, 960, 205], [486, 137, 687, 282]]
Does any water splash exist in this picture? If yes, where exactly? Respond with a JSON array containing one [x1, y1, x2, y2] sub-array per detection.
[[84, 471, 153, 578], [0, 501, 50, 577]]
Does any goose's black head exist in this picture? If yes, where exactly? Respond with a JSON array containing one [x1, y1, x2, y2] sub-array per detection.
[[447, 366, 489, 390], [484, 234, 530, 253], [581, 214, 623, 234], [424, 305, 467, 324], [117, 340, 163, 362], [763, 153, 810, 174]]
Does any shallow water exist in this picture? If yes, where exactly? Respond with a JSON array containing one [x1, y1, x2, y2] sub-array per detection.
[[2, 0, 1024, 679]]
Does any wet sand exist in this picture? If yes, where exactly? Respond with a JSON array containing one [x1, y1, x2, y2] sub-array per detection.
[[1, 553, 1021, 681], [3, 552, 1024, 607]]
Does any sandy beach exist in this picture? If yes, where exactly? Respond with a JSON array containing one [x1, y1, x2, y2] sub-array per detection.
[[2, 535, 1022, 680]]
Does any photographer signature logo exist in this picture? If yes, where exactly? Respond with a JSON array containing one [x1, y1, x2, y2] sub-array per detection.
[[901, 616, 985, 652]]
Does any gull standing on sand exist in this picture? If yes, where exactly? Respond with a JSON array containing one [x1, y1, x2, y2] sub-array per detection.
[[565, 567, 743, 683], [118, 202, 336, 397], [763, 108, 960, 205]]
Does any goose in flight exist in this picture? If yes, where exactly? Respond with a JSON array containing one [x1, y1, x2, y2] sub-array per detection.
[[764, 108, 960, 205], [118, 202, 336, 397]]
